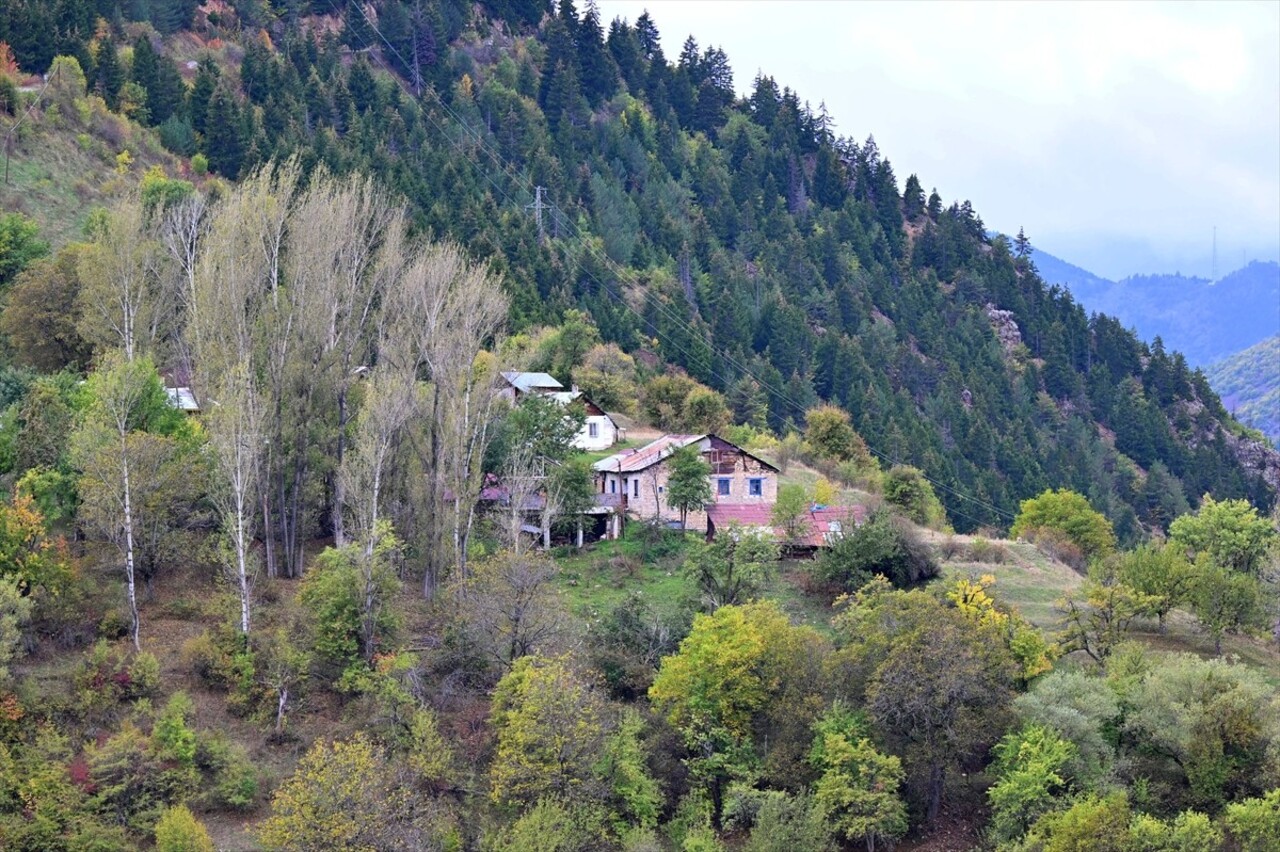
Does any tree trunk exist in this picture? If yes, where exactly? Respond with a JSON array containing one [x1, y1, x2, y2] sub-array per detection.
[[261, 491, 276, 579], [121, 450, 140, 651], [275, 685, 288, 734], [927, 762, 945, 823], [236, 490, 251, 635], [332, 387, 347, 548]]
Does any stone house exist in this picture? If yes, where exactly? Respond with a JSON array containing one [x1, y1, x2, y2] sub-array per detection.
[[592, 434, 779, 534]]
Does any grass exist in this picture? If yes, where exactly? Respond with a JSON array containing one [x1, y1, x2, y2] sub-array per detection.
[[552, 529, 693, 620], [940, 539, 1084, 630], [939, 536, 1280, 684], [550, 528, 837, 635], [1, 91, 189, 249]]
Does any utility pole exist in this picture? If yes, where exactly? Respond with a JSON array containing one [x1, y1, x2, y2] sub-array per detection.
[[526, 185, 548, 242]]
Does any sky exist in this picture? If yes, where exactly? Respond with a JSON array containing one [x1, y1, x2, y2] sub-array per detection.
[[597, 0, 1280, 281]]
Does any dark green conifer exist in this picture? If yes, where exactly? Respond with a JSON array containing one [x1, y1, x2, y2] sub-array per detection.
[[94, 39, 122, 109], [204, 83, 245, 177], [189, 59, 219, 135], [903, 173, 926, 219]]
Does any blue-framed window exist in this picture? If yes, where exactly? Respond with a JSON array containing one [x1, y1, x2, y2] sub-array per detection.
[[748, 478, 763, 497], [717, 478, 731, 496]]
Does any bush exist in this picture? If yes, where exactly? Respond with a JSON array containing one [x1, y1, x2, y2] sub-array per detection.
[[1223, 788, 1280, 852], [154, 804, 215, 852], [1026, 526, 1086, 572], [1010, 488, 1116, 563], [75, 641, 160, 712], [882, 465, 946, 528], [157, 115, 196, 156], [742, 790, 834, 852], [815, 509, 939, 593], [966, 537, 1009, 564]]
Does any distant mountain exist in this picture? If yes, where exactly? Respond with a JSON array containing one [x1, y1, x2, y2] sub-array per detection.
[[1206, 337, 1280, 446], [1030, 249, 1279, 368], [1029, 246, 1115, 304]]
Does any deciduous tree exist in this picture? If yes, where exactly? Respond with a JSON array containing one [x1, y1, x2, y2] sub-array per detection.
[[1170, 495, 1277, 576], [684, 522, 779, 609], [666, 444, 711, 530], [489, 655, 607, 808], [1011, 488, 1117, 563]]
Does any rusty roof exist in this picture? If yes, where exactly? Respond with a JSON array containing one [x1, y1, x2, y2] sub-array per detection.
[[592, 434, 705, 473], [707, 503, 868, 548]]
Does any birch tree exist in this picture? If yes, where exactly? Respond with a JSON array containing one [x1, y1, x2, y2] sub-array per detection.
[[71, 352, 161, 649], [288, 173, 406, 549], [77, 197, 173, 361], [340, 366, 417, 659], [398, 243, 507, 595], [205, 365, 264, 636]]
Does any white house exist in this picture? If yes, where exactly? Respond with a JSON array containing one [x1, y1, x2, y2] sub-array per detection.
[[549, 390, 619, 451], [500, 371, 619, 451]]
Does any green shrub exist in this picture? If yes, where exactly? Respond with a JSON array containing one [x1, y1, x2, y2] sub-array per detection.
[[1222, 788, 1280, 851], [966, 537, 1008, 564], [154, 804, 215, 852]]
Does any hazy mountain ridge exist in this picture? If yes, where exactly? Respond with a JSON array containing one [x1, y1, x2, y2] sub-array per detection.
[[1031, 245, 1279, 368]]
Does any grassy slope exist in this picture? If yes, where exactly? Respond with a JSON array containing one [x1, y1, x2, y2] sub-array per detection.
[[1, 92, 189, 249]]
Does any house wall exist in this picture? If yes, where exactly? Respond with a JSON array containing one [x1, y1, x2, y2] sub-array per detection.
[[572, 414, 617, 451], [599, 443, 778, 530]]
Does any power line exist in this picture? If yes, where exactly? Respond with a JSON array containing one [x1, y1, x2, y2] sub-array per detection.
[[327, 1, 1018, 527]]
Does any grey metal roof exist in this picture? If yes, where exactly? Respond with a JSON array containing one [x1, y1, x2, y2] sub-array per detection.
[[501, 371, 565, 394]]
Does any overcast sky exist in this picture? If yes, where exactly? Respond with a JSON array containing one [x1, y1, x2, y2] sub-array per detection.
[[597, 1, 1280, 281]]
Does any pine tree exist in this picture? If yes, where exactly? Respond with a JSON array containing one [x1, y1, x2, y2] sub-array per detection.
[[1014, 226, 1031, 259], [204, 83, 245, 177], [347, 55, 377, 114], [147, 55, 183, 124], [576, 0, 617, 104], [635, 10, 660, 59], [903, 173, 925, 220], [189, 59, 219, 136], [130, 34, 158, 111], [538, 16, 577, 111], [94, 39, 122, 109], [342, 0, 375, 50], [927, 188, 942, 220]]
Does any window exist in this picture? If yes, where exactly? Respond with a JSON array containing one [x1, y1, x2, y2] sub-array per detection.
[[610, 479, 616, 494], [633, 479, 639, 498], [717, 478, 731, 496], [748, 478, 763, 497], [588, 422, 599, 438]]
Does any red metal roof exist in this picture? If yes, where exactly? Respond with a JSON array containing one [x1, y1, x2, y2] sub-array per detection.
[[707, 503, 868, 548]]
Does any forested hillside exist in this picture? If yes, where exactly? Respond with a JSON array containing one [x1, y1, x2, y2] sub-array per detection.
[[2, 0, 1275, 541], [1207, 336, 1280, 446]]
